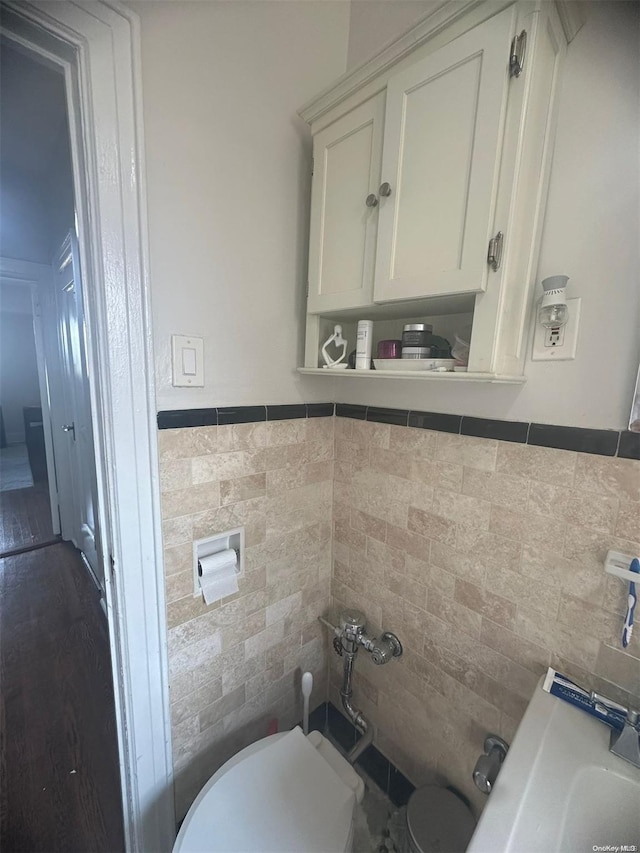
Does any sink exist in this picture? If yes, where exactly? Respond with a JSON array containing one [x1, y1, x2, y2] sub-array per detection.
[[468, 679, 640, 853], [561, 766, 639, 850]]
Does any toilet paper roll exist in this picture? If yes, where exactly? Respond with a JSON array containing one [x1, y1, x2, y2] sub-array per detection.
[[198, 549, 237, 577], [198, 549, 239, 605]]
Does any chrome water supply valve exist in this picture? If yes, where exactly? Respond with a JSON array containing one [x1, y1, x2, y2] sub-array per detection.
[[473, 735, 509, 794], [318, 609, 403, 765], [327, 609, 403, 664], [371, 632, 403, 665]]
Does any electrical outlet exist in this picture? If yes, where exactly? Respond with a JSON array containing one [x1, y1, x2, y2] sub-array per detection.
[[544, 324, 565, 348], [531, 297, 581, 361]]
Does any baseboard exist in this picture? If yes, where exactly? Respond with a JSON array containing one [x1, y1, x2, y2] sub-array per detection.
[[5, 433, 25, 446], [80, 550, 104, 603]]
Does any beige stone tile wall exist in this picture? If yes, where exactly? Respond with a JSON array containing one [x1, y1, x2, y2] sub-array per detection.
[[158, 411, 639, 820], [158, 417, 334, 818], [331, 417, 640, 814]]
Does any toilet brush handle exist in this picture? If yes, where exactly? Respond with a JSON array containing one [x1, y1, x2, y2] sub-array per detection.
[[301, 671, 313, 736], [303, 695, 310, 736]]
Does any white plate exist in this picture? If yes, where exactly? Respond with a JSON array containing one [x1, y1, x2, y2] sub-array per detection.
[[373, 359, 455, 371]]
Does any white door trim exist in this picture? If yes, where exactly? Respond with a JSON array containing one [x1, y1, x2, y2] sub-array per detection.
[[1, 3, 175, 851]]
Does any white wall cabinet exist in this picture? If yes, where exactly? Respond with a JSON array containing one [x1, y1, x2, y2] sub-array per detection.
[[307, 94, 384, 313], [374, 8, 514, 303], [300, 1, 568, 380]]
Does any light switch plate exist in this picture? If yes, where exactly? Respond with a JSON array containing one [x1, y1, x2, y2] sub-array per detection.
[[172, 335, 204, 386], [531, 297, 581, 361]]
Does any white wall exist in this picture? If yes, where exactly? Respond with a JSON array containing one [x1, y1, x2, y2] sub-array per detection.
[[334, 1, 640, 431], [130, 0, 350, 411], [347, 0, 439, 69], [0, 159, 74, 266], [0, 168, 50, 263], [0, 41, 74, 265], [44, 127, 75, 258], [0, 307, 41, 444]]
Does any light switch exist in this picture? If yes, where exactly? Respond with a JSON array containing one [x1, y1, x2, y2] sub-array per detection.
[[172, 335, 204, 386], [182, 347, 197, 375]]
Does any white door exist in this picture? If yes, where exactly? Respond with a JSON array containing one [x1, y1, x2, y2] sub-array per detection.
[[31, 286, 61, 535], [373, 6, 515, 303], [50, 233, 102, 588], [307, 93, 385, 313]]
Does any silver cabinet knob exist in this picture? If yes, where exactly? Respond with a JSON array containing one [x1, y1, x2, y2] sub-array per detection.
[[379, 182, 392, 197], [365, 193, 378, 208]]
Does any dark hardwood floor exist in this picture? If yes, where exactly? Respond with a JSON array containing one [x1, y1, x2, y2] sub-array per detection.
[[0, 542, 124, 852], [0, 483, 59, 557]]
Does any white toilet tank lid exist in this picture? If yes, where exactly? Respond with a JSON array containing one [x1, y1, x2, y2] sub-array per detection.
[[175, 726, 356, 853]]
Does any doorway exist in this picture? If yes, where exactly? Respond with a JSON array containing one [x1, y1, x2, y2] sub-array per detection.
[[0, 39, 123, 849], [0, 4, 175, 851], [0, 271, 59, 557]]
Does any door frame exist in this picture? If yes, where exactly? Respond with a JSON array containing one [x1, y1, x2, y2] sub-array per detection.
[[0, 3, 175, 851]]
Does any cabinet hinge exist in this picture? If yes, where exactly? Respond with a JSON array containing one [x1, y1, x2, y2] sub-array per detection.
[[487, 231, 504, 272], [311, 157, 314, 177], [109, 553, 116, 577], [509, 30, 527, 78]]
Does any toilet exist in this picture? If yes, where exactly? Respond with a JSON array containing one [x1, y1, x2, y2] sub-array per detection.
[[173, 726, 365, 853]]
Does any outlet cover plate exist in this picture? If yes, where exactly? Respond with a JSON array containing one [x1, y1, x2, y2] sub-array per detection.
[[531, 297, 581, 361]]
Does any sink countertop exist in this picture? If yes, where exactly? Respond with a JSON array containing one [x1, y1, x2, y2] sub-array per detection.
[[468, 679, 640, 853]]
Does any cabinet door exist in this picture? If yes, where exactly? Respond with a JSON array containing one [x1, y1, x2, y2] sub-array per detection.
[[374, 6, 515, 303], [307, 94, 384, 313]]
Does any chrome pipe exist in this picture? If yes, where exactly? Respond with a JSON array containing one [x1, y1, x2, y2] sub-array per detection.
[[340, 648, 371, 768], [341, 651, 372, 763], [318, 615, 340, 636], [341, 649, 355, 694], [341, 684, 367, 731], [319, 609, 396, 764], [347, 724, 374, 764], [341, 690, 368, 735]]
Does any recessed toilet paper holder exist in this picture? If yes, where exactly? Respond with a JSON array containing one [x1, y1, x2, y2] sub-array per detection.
[[193, 527, 244, 598]]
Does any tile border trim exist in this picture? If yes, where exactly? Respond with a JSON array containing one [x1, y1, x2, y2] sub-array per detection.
[[313, 701, 476, 808], [157, 403, 334, 430], [345, 405, 634, 459], [156, 403, 639, 460]]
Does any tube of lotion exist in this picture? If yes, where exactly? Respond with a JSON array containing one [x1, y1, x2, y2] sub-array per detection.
[[355, 320, 373, 370], [542, 667, 626, 731]]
